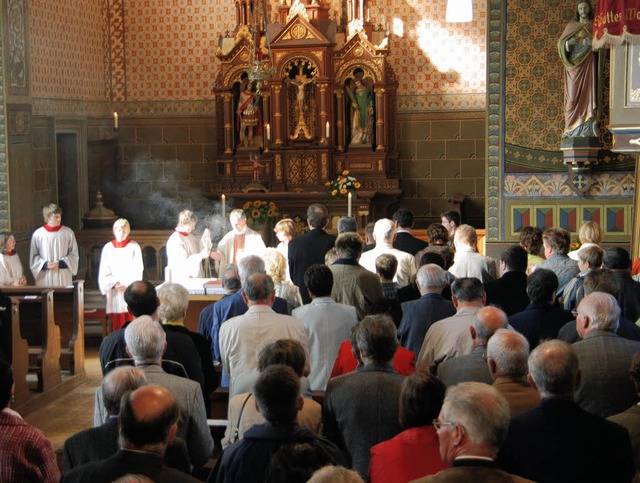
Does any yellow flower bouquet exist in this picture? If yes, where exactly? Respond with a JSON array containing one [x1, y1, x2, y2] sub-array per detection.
[[325, 170, 361, 199], [242, 200, 278, 227]]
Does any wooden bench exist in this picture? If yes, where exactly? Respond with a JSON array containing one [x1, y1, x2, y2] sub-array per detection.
[[1, 280, 85, 375], [8, 298, 29, 406], [11, 291, 62, 392]]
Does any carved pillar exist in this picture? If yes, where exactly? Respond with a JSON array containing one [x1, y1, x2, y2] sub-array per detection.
[[335, 90, 345, 152], [223, 93, 234, 154], [262, 93, 271, 151], [319, 82, 328, 142], [375, 87, 385, 151], [273, 84, 284, 146]]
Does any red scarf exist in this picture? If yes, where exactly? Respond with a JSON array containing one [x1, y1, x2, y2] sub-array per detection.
[[175, 230, 189, 237], [6, 251, 14, 256], [43, 224, 63, 232], [112, 239, 131, 248]]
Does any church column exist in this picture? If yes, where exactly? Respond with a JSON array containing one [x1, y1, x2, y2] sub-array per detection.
[[319, 82, 328, 142], [262, 92, 270, 151], [374, 87, 385, 151], [335, 90, 345, 152], [273, 84, 284, 146], [223, 93, 234, 154]]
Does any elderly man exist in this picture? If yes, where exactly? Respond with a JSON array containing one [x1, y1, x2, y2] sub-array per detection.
[[359, 218, 416, 287], [508, 268, 573, 349], [62, 385, 199, 483], [448, 224, 497, 283], [337, 216, 357, 234], [397, 264, 455, 358], [573, 291, 640, 417], [436, 306, 508, 387], [324, 315, 405, 479], [293, 264, 358, 391], [213, 208, 266, 275], [483, 244, 529, 316], [158, 282, 217, 402], [498, 340, 634, 482], [330, 232, 383, 319], [535, 227, 579, 298], [219, 273, 311, 397], [486, 329, 540, 417], [413, 382, 532, 482], [68, 367, 190, 473], [212, 365, 345, 482], [288, 203, 336, 304], [392, 208, 428, 256], [416, 277, 485, 373], [121, 316, 214, 468]]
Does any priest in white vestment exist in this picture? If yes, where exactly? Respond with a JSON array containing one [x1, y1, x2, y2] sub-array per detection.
[[165, 209, 213, 280], [212, 209, 266, 275], [98, 219, 144, 330], [0, 233, 26, 286], [29, 203, 79, 287]]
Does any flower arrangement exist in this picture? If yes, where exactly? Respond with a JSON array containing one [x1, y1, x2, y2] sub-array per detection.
[[243, 200, 278, 227], [325, 170, 361, 199]]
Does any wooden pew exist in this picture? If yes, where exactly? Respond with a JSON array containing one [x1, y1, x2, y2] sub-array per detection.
[[12, 290, 62, 392], [1, 280, 85, 375], [9, 298, 29, 406]]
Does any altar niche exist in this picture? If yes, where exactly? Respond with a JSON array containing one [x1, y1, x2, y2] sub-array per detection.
[[212, 0, 400, 205]]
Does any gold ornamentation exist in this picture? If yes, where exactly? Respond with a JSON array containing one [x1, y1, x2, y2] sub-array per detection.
[[321, 154, 328, 180], [291, 24, 306, 39], [354, 46, 364, 57], [275, 154, 282, 181]]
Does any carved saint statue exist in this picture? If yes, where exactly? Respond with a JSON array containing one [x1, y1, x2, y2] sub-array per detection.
[[346, 76, 374, 145], [237, 76, 262, 147], [558, 1, 598, 138]]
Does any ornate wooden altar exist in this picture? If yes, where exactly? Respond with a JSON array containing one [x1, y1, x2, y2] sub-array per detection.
[[209, 0, 401, 221]]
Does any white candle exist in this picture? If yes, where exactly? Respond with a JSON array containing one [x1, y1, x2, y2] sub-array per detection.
[[221, 194, 226, 219], [265, 123, 271, 140], [113, 112, 118, 129], [348, 192, 352, 217], [325, 121, 330, 139]]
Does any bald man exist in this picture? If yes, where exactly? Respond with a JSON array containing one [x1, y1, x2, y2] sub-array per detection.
[[62, 385, 199, 482]]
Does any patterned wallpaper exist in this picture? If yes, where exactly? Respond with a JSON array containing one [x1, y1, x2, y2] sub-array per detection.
[[0, 8, 8, 231], [29, 0, 107, 100]]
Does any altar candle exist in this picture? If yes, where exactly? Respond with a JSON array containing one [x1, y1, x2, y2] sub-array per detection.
[[348, 192, 352, 217], [113, 112, 118, 129], [221, 194, 226, 219], [265, 123, 271, 140], [325, 121, 330, 139]]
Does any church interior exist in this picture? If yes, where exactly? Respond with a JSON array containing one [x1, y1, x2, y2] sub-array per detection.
[[2, 0, 640, 476]]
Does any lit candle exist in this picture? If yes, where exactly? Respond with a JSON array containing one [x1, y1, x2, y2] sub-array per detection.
[[113, 112, 118, 129], [348, 192, 352, 217], [221, 194, 226, 219], [265, 123, 271, 140], [325, 121, 330, 139]]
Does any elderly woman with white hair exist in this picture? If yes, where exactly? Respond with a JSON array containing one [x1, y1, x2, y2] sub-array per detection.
[[165, 209, 213, 280], [98, 219, 144, 331], [0, 233, 26, 286]]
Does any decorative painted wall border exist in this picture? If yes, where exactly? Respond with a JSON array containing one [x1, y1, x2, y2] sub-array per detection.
[[506, 200, 633, 241], [504, 173, 635, 199], [505, 144, 636, 172], [397, 94, 486, 112], [32, 98, 215, 117], [0, 7, 9, 232]]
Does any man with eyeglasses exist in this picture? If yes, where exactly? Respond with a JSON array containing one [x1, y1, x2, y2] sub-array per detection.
[[415, 382, 532, 482]]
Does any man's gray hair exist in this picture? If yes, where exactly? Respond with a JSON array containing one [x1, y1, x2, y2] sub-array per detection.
[[238, 255, 266, 286], [577, 291, 620, 332], [486, 329, 529, 376], [528, 339, 579, 399], [102, 366, 147, 416], [442, 382, 510, 454], [157, 282, 189, 323], [244, 273, 275, 302], [416, 264, 447, 291], [472, 306, 508, 341], [337, 216, 357, 234], [451, 277, 484, 302], [335, 232, 364, 260], [356, 314, 398, 364], [373, 218, 396, 243], [124, 315, 166, 364]]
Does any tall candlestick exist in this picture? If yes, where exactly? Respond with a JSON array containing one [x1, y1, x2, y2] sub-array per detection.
[[265, 123, 271, 140], [221, 194, 226, 219], [348, 192, 352, 217], [113, 112, 118, 129], [325, 121, 330, 139]]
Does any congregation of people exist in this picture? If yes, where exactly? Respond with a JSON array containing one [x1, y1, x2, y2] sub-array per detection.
[[4, 202, 640, 482]]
